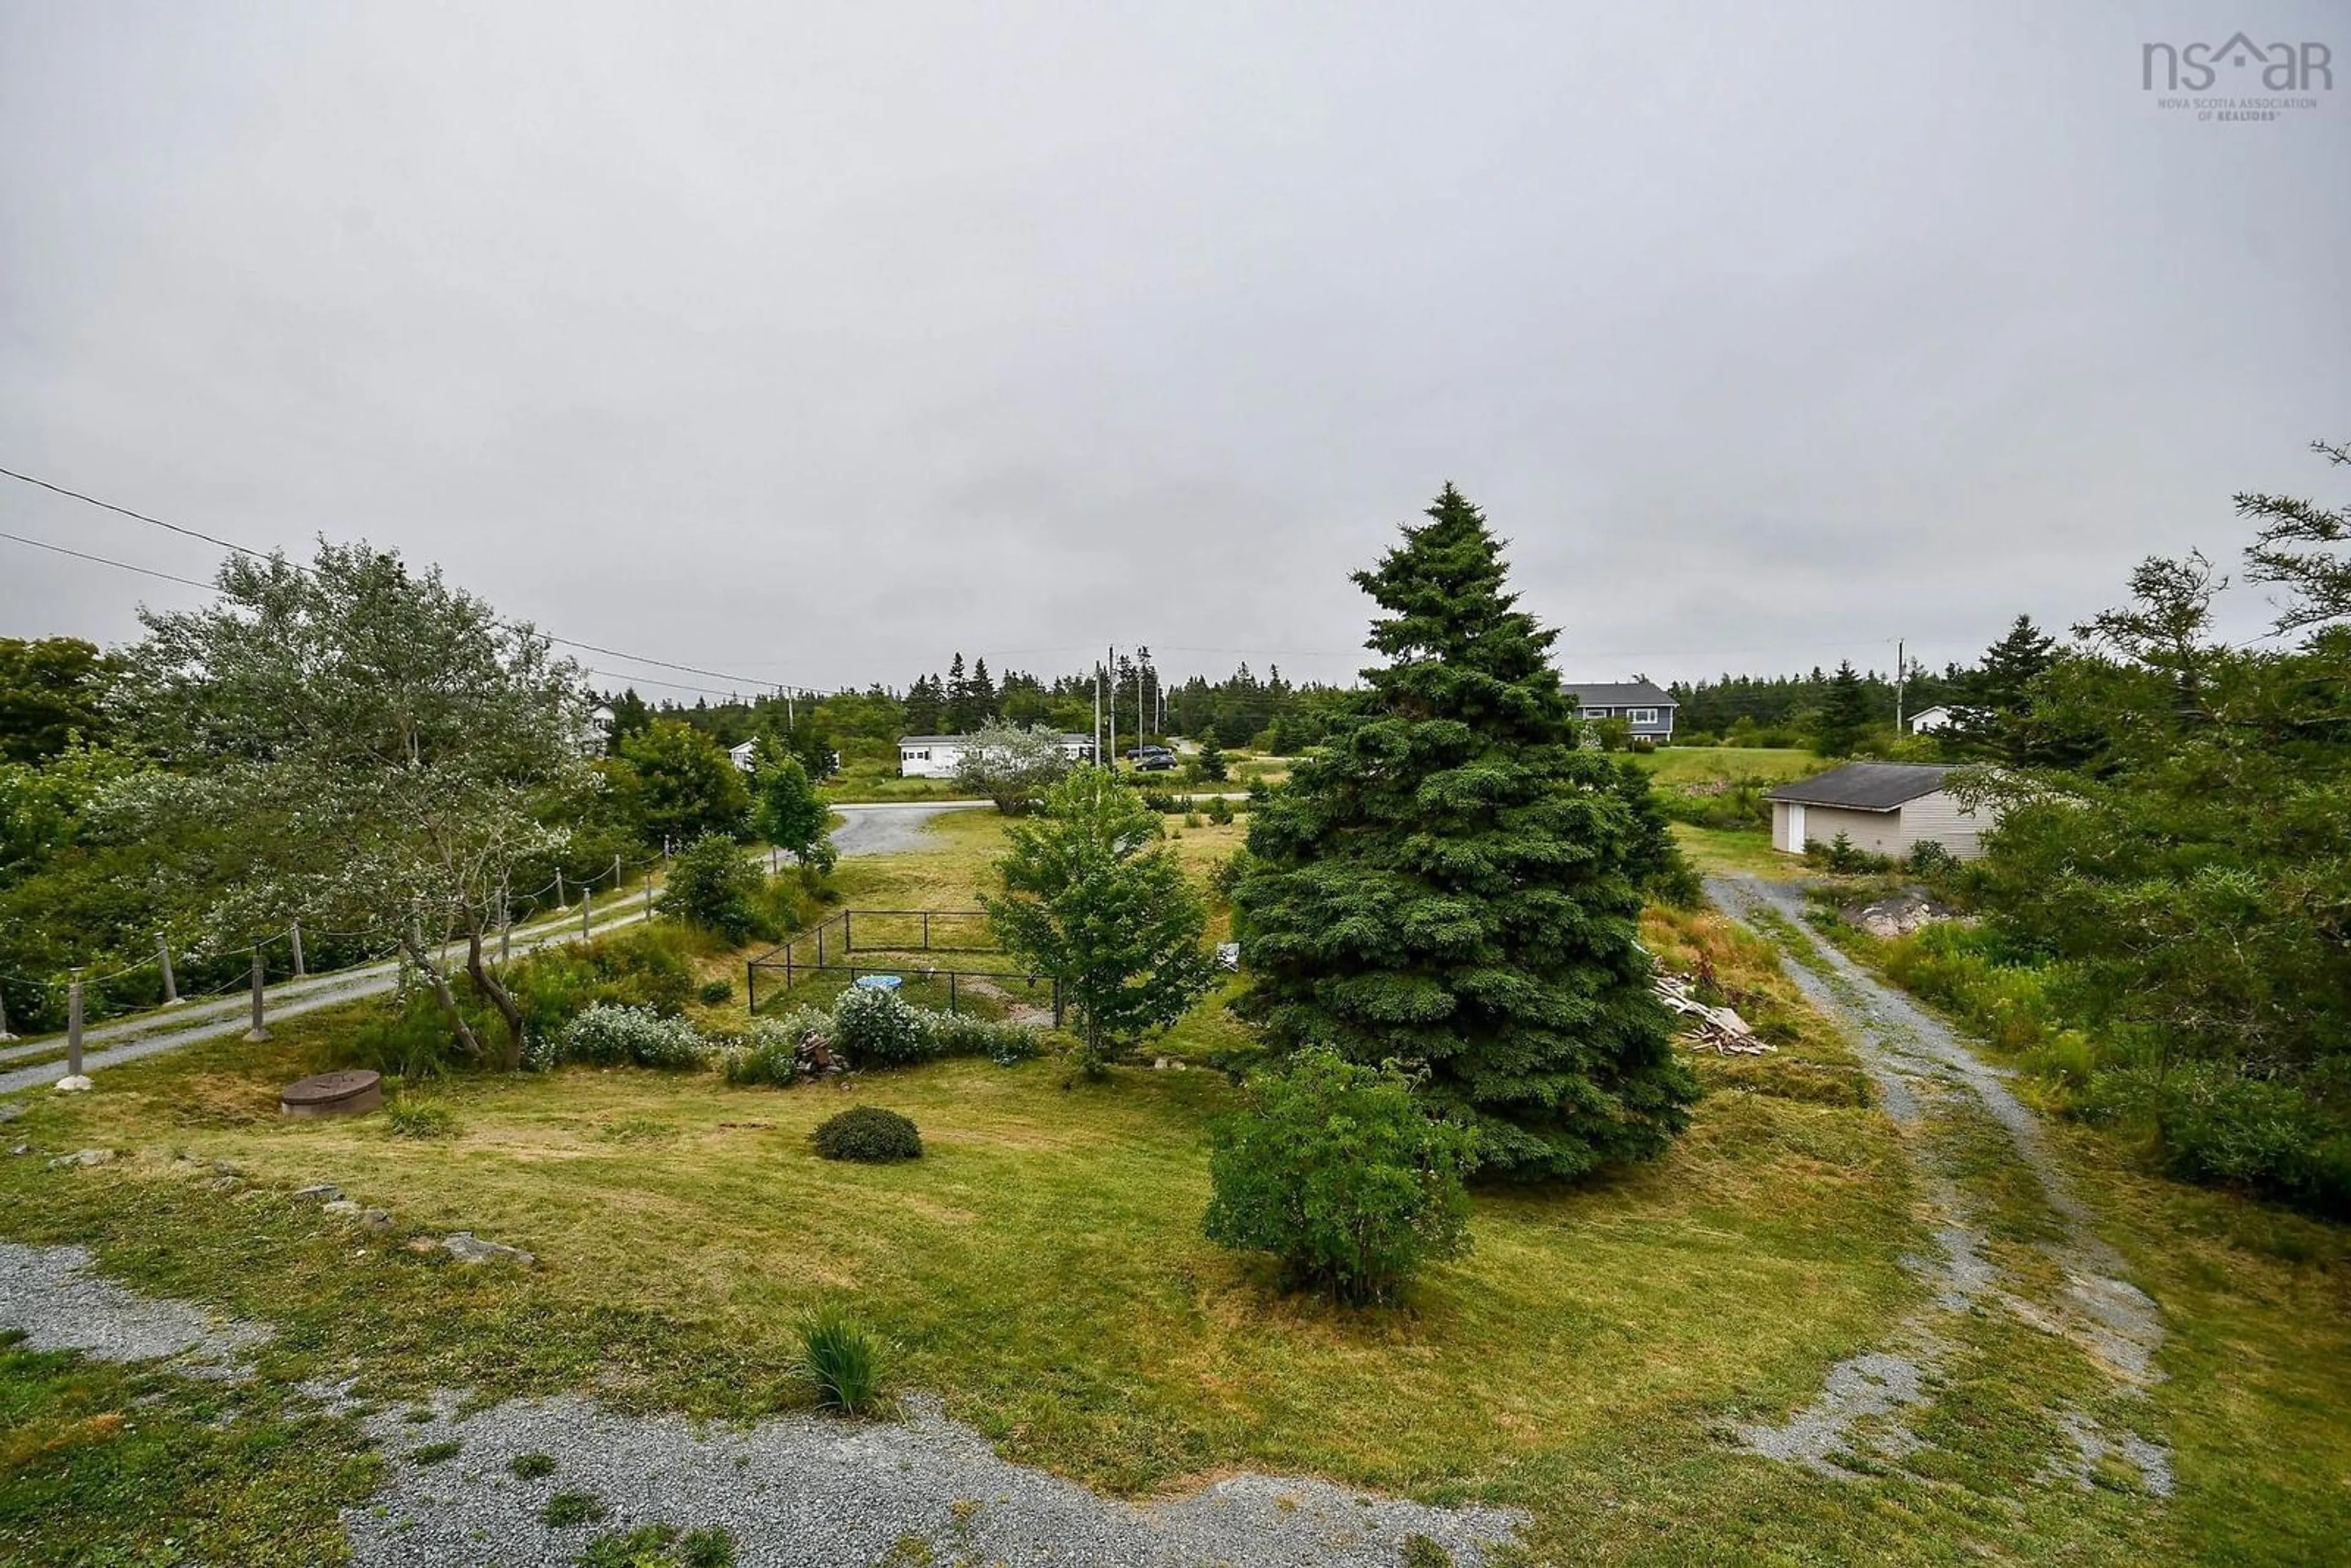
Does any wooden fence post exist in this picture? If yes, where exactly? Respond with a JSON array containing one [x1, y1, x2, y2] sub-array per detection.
[[746, 959, 757, 1014], [948, 970, 958, 1015], [157, 934, 179, 1005], [580, 887, 592, 941], [922, 912, 931, 950], [290, 920, 306, 978], [244, 950, 271, 1043], [843, 910, 852, 954], [556, 868, 566, 907], [66, 977, 84, 1076], [0, 987, 14, 1041]]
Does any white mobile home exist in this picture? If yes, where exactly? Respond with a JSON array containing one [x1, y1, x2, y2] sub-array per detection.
[[896, 733, 1095, 779], [1766, 762, 1990, 860]]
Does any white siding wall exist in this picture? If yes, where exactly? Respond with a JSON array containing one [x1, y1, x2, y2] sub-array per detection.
[[1772, 790, 1989, 858], [1895, 789, 1989, 859], [898, 743, 969, 779]]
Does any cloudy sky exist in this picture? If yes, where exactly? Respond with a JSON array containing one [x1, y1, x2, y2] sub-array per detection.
[[2, 2, 2345, 697]]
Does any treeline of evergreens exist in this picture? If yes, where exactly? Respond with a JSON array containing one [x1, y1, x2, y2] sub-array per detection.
[[617, 649, 1354, 763], [1668, 666, 1965, 743]]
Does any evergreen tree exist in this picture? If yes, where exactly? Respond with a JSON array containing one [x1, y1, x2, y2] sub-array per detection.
[[1196, 729, 1227, 781], [1812, 660, 1873, 756], [968, 657, 999, 723], [605, 688, 653, 754], [903, 673, 944, 733], [1235, 485, 1697, 1180], [944, 653, 972, 732], [1950, 615, 2060, 761]]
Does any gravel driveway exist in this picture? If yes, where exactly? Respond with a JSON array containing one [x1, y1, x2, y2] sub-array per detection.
[[828, 800, 991, 858], [1706, 876, 2170, 1495], [0, 1238, 1523, 1566]]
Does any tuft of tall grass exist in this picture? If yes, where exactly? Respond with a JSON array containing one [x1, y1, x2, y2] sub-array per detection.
[[385, 1100, 460, 1139], [797, 1305, 883, 1414]]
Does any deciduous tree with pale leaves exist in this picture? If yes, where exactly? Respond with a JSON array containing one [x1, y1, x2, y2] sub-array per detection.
[[113, 541, 593, 1068]]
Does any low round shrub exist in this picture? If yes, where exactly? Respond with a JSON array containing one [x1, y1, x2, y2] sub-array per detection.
[[697, 977, 735, 1006], [830, 986, 931, 1067], [812, 1105, 922, 1163], [1204, 1048, 1479, 1305], [558, 1003, 708, 1071]]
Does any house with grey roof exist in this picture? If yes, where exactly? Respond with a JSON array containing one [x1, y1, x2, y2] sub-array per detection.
[[1765, 762, 1990, 860], [1564, 678, 1677, 743]]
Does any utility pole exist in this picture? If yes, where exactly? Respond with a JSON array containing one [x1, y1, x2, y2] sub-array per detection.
[[1895, 638, 1906, 732], [1092, 660, 1101, 763], [1106, 645, 1117, 766]]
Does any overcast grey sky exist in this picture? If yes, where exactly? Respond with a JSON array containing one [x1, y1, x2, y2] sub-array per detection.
[[2, 2, 2345, 696]]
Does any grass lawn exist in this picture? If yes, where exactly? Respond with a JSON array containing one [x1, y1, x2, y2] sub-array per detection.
[[3, 809, 2347, 1566], [1671, 822, 1798, 879], [1632, 745, 1820, 786]]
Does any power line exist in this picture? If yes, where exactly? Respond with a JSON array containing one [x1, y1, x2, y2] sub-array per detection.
[[1, 463, 822, 695], [0, 529, 216, 590], [0, 465, 269, 560]]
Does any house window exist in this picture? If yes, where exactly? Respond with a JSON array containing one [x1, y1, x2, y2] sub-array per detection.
[[1629, 708, 1658, 726]]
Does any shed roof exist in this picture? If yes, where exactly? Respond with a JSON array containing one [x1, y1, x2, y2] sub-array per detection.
[[1564, 678, 1676, 708], [1766, 762, 1954, 811]]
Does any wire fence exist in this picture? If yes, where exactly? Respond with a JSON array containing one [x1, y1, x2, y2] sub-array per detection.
[[744, 909, 1062, 1024]]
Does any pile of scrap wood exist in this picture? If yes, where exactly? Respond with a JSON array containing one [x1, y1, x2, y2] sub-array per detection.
[[1655, 972, 1774, 1054]]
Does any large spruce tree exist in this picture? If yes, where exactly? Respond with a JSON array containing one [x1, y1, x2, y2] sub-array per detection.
[[1234, 486, 1697, 1180]]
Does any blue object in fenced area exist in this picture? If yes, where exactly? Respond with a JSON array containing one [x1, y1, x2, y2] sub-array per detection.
[[854, 974, 902, 992]]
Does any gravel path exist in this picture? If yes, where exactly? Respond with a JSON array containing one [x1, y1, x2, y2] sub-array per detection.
[[353, 1391, 1519, 1567], [0, 1240, 265, 1371], [0, 1235, 1520, 1564], [1706, 876, 2170, 1495], [829, 800, 991, 858]]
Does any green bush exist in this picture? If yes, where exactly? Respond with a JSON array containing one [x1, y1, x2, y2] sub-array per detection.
[[1905, 839, 1960, 877], [555, 1003, 708, 1070], [830, 986, 931, 1067], [1205, 794, 1234, 825], [797, 1305, 883, 1414], [1203, 1048, 1478, 1305], [1808, 831, 1895, 874], [812, 1105, 922, 1162], [2085, 1063, 2350, 1217], [719, 1013, 819, 1087], [507, 925, 697, 1042], [659, 833, 768, 943], [697, 977, 735, 1006], [350, 991, 487, 1081], [925, 1011, 1043, 1066]]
